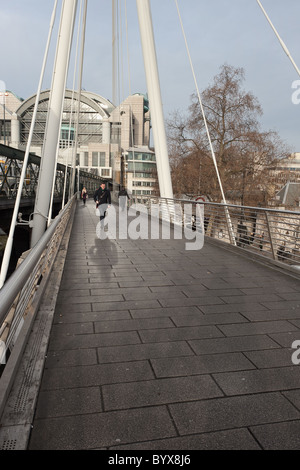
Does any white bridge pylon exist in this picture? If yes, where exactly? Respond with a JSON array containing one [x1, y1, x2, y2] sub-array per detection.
[[30, 0, 173, 247]]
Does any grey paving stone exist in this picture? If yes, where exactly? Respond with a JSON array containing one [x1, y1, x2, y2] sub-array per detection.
[[102, 375, 223, 410], [57, 293, 124, 304], [28, 406, 177, 450], [140, 273, 172, 280], [139, 325, 223, 343], [130, 306, 201, 319], [218, 320, 299, 337], [279, 293, 300, 301], [49, 330, 141, 351], [118, 279, 175, 288], [182, 288, 243, 297], [92, 299, 161, 311], [171, 312, 249, 326], [262, 300, 300, 310], [189, 334, 279, 355], [199, 303, 268, 314], [268, 331, 300, 347], [109, 429, 261, 450], [44, 348, 98, 368], [40, 361, 154, 390], [244, 348, 295, 369], [151, 352, 255, 378], [213, 366, 300, 395], [110, 428, 261, 450], [159, 297, 225, 308], [97, 341, 194, 363], [250, 421, 300, 450], [90, 286, 151, 296], [243, 309, 300, 322], [283, 389, 300, 411], [220, 294, 283, 304], [62, 268, 90, 278], [240, 286, 298, 295], [54, 310, 131, 324], [55, 303, 92, 314], [169, 393, 300, 435], [94, 317, 174, 333], [50, 322, 94, 337], [123, 291, 187, 301], [222, 279, 271, 289], [290, 319, 300, 328], [34, 387, 102, 418]]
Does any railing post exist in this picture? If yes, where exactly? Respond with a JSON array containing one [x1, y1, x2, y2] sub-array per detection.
[[224, 204, 236, 245], [264, 210, 276, 260]]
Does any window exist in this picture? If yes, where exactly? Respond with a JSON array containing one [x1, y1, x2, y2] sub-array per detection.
[[127, 152, 156, 162], [128, 162, 155, 171], [92, 152, 98, 166], [0, 120, 11, 141], [92, 152, 106, 167], [111, 123, 121, 143], [84, 152, 89, 166], [61, 126, 74, 141]]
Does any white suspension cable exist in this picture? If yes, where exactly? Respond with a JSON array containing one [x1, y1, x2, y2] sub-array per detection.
[[70, 0, 88, 196], [124, 0, 132, 96], [119, 0, 125, 103], [257, 0, 300, 78], [62, 0, 84, 208], [174, 0, 226, 203], [174, 0, 236, 244], [124, 0, 135, 192], [0, 0, 59, 289], [50, 1, 83, 222]]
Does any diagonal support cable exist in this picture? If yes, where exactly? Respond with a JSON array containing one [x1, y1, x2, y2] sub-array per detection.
[[0, 0, 59, 288], [257, 0, 300, 78], [174, 0, 236, 244]]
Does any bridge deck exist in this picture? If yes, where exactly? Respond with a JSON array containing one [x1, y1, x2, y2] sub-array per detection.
[[27, 199, 300, 450]]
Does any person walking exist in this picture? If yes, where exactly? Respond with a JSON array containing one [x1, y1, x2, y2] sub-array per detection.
[[94, 182, 111, 230], [118, 186, 130, 211], [81, 187, 88, 205]]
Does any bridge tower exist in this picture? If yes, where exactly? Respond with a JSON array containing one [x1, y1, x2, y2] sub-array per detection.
[[30, 0, 173, 247]]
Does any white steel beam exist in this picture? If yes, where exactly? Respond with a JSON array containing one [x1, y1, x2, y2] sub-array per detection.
[[31, 0, 78, 247], [136, 0, 173, 199]]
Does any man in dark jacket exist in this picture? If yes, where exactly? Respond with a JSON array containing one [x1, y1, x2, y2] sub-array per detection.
[[94, 182, 111, 229]]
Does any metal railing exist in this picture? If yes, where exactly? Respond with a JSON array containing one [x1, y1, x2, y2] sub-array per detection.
[[0, 194, 76, 418], [130, 195, 300, 268]]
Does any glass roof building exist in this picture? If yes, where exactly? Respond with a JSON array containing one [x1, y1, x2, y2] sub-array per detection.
[[1, 89, 157, 198]]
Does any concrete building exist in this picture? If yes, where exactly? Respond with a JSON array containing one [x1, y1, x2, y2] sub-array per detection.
[[0, 89, 157, 198]]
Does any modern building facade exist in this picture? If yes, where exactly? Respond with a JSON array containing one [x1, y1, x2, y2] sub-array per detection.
[[0, 89, 158, 198]]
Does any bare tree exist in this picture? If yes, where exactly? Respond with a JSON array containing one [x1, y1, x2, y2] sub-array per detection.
[[167, 64, 290, 205]]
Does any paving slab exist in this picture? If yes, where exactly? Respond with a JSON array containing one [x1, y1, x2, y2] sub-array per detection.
[[25, 200, 300, 450]]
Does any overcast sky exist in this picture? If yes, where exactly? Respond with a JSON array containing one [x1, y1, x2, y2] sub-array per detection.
[[1, 0, 300, 152]]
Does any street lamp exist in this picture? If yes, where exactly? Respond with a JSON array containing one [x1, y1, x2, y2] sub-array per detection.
[[0, 91, 9, 145]]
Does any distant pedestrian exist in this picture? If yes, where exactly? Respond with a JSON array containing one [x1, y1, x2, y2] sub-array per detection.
[[81, 187, 88, 205], [118, 186, 130, 211], [94, 182, 111, 230]]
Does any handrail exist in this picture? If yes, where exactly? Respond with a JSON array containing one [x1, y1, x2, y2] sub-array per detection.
[[0, 194, 76, 421], [130, 195, 300, 267], [0, 195, 75, 324]]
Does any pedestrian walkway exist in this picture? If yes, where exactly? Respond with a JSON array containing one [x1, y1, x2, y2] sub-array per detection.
[[28, 199, 300, 450]]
